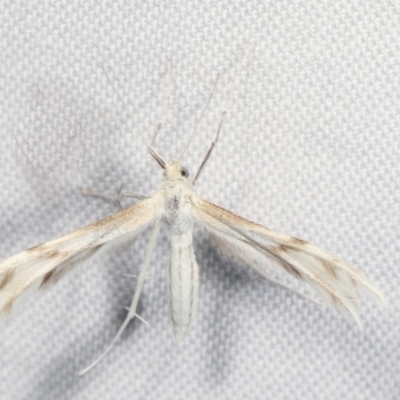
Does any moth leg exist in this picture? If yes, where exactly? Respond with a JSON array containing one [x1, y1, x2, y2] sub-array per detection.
[[80, 185, 148, 210], [79, 221, 160, 375], [121, 273, 162, 280], [71, 122, 82, 179], [124, 307, 151, 328], [262, 275, 324, 307], [122, 192, 149, 200]]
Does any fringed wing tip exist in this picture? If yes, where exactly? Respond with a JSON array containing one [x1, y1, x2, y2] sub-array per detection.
[[191, 196, 385, 327], [360, 284, 385, 306]]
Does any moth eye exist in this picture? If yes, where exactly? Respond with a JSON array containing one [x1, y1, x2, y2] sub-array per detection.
[[180, 166, 190, 178]]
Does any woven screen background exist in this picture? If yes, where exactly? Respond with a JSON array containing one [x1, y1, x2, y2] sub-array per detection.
[[0, 1, 398, 399]]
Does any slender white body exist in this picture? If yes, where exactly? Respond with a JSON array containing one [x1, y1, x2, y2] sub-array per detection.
[[167, 233, 199, 341], [163, 170, 199, 341]]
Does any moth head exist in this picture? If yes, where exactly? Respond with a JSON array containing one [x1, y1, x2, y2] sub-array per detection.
[[164, 160, 190, 181]]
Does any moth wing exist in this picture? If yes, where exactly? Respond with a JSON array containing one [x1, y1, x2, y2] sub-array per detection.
[[190, 195, 384, 324], [0, 192, 162, 323]]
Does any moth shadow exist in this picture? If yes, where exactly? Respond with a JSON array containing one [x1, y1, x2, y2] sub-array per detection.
[[23, 239, 147, 400], [195, 234, 267, 389]]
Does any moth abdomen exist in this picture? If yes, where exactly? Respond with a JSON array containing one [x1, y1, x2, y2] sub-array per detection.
[[167, 233, 199, 341]]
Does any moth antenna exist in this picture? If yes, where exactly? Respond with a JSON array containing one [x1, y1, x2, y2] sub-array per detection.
[[71, 122, 82, 179], [12, 127, 74, 186], [150, 60, 172, 146], [11, 128, 37, 171], [79, 222, 160, 375], [178, 72, 220, 160], [192, 44, 253, 185], [101, 63, 166, 169]]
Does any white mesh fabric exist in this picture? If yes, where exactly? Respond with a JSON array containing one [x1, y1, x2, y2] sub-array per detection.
[[0, 1, 397, 399]]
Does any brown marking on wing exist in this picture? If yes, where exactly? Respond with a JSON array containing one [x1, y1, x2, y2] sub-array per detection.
[[41, 267, 68, 288], [195, 199, 259, 228], [330, 292, 339, 306], [278, 244, 289, 252], [223, 230, 303, 279], [87, 200, 154, 230], [58, 199, 155, 251], [26, 243, 44, 253], [275, 245, 302, 278], [0, 270, 14, 290], [40, 270, 55, 288], [40, 245, 102, 289], [278, 259, 302, 278], [289, 237, 307, 246], [45, 249, 61, 259], [323, 261, 338, 278], [281, 243, 338, 280]]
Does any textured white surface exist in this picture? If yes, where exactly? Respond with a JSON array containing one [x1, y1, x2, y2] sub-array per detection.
[[0, 1, 398, 399]]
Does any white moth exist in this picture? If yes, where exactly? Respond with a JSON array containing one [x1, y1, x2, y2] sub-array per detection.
[[0, 47, 384, 374]]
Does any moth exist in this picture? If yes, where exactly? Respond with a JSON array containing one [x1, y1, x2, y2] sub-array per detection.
[[0, 48, 384, 374]]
